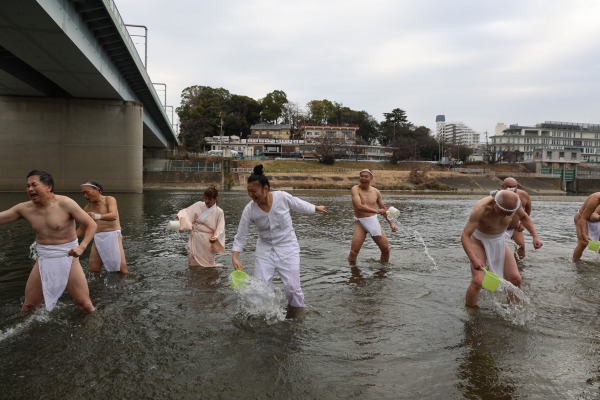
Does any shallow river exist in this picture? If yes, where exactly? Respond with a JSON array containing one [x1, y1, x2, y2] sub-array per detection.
[[1, 190, 599, 399]]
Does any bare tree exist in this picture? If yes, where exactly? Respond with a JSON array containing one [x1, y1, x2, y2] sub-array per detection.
[[311, 136, 345, 164]]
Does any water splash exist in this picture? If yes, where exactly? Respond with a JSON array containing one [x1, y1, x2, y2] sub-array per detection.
[[488, 279, 536, 326], [231, 276, 286, 324], [0, 310, 52, 342], [390, 217, 438, 270]]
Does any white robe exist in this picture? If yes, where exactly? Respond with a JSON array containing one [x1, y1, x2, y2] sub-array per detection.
[[232, 191, 316, 307], [177, 202, 225, 267]]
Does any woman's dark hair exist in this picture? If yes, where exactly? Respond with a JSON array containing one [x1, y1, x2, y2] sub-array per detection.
[[247, 164, 270, 189], [204, 186, 219, 199], [27, 170, 54, 192]]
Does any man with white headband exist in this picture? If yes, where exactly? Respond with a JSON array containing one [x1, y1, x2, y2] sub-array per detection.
[[78, 180, 128, 273], [461, 189, 543, 307], [348, 169, 397, 263], [0, 170, 96, 312], [501, 177, 533, 259]]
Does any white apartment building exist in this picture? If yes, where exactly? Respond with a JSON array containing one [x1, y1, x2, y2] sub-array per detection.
[[491, 121, 600, 163], [435, 115, 480, 147]]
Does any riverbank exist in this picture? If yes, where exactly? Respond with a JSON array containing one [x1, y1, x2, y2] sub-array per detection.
[[143, 160, 567, 195]]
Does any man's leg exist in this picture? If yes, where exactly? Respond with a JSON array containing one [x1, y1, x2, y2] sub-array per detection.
[[503, 244, 522, 288], [117, 234, 128, 273], [87, 242, 102, 273], [512, 229, 526, 259], [348, 222, 367, 263], [465, 238, 486, 307], [66, 258, 95, 312], [372, 230, 391, 263], [573, 212, 587, 261], [22, 262, 43, 312]]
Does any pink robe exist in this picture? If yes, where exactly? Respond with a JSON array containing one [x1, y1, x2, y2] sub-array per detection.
[[177, 202, 225, 267]]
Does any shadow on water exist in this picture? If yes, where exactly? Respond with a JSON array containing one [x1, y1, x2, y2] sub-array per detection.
[[454, 312, 518, 399]]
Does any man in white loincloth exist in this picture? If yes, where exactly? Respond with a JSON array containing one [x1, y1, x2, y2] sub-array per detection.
[[348, 169, 397, 263], [501, 177, 533, 260], [573, 192, 600, 261], [0, 170, 96, 312], [78, 181, 128, 273], [461, 190, 543, 307]]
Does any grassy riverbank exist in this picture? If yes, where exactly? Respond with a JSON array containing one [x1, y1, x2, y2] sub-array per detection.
[[234, 160, 537, 192]]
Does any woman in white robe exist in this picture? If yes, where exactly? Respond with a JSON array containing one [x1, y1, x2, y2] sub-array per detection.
[[177, 187, 225, 267], [232, 165, 327, 308]]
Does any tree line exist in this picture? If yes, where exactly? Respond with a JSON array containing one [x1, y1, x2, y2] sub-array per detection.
[[176, 85, 473, 162]]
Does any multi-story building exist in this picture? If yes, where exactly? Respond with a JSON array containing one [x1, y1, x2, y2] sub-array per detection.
[[249, 123, 291, 140], [298, 123, 359, 143], [491, 121, 600, 163], [435, 115, 480, 147]]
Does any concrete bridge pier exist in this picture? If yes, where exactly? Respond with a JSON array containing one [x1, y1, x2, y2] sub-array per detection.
[[0, 96, 143, 193]]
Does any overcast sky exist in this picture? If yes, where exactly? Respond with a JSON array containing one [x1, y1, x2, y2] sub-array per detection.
[[116, 0, 600, 136]]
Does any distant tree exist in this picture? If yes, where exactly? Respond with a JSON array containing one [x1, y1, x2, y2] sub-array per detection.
[[260, 90, 288, 123], [225, 94, 261, 137], [281, 101, 306, 137], [312, 135, 345, 164], [306, 99, 339, 124], [177, 85, 231, 150]]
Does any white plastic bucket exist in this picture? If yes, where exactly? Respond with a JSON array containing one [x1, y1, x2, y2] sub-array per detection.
[[167, 220, 180, 232], [387, 206, 400, 219]]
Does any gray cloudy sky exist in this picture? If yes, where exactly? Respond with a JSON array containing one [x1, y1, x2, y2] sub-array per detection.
[[116, 0, 600, 135]]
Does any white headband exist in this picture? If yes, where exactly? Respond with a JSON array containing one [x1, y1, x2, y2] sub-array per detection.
[[360, 169, 373, 176], [493, 190, 521, 213], [80, 183, 100, 190]]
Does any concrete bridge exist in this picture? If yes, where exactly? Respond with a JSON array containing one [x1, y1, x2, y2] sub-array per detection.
[[0, 0, 178, 192]]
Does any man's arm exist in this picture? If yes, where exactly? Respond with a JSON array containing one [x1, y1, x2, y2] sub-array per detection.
[[517, 210, 543, 249], [0, 204, 23, 225], [97, 196, 118, 221], [460, 208, 485, 270], [64, 198, 97, 257], [522, 192, 532, 215]]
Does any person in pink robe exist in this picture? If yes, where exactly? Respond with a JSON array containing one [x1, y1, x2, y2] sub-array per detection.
[[177, 187, 225, 267]]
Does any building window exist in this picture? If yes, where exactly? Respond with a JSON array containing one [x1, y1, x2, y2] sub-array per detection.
[[546, 151, 552, 158]]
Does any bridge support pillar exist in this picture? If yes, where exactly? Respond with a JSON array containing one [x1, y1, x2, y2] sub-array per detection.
[[0, 96, 143, 193]]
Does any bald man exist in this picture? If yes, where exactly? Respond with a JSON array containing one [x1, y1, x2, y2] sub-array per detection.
[[461, 190, 543, 307], [501, 177, 532, 259]]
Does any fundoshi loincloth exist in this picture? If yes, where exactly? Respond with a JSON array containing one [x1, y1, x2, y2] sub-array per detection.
[[94, 230, 122, 272], [354, 215, 382, 237], [473, 229, 507, 278], [505, 228, 515, 239], [33, 239, 78, 311], [587, 221, 600, 242]]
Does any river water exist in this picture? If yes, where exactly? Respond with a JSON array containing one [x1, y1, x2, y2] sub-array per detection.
[[0, 190, 599, 399]]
